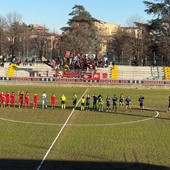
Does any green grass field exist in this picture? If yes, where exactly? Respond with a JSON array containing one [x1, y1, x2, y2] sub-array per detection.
[[0, 84, 170, 170]]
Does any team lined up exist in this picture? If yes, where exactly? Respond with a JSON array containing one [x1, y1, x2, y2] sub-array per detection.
[[0, 91, 169, 113], [0, 91, 69, 109], [80, 94, 145, 112]]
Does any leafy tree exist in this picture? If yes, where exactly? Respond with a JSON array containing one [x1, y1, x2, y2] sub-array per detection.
[[144, 0, 170, 65], [60, 4, 100, 58]]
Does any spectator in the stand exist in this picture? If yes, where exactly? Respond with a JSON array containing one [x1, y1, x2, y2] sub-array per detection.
[[11, 55, 16, 63], [1, 62, 4, 67], [31, 57, 35, 65], [52, 59, 57, 69]]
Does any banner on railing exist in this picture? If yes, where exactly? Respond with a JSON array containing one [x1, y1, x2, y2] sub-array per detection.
[[0, 76, 170, 85]]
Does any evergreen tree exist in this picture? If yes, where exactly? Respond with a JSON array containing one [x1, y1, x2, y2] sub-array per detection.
[[60, 5, 100, 57], [144, 0, 170, 65]]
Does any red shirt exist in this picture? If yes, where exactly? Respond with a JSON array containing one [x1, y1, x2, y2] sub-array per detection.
[[0, 93, 2, 101], [19, 93, 24, 102], [25, 93, 29, 104], [11, 93, 15, 103], [1, 94, 6, 102], [51, 95, 56, 105], [33, 94, 38, 103], [6, 93, 10, 103]]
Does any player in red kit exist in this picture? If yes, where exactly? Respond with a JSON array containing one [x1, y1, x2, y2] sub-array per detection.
[[10, 92, 15, 108], [18, 91, 24, 108], [24, 92, 30, 108], [33, 93, 38, 109], [1, 92, 6, 108], [51, 93, 56, 109], [6, 92, 10, 108], [0, 92, 2, 107]]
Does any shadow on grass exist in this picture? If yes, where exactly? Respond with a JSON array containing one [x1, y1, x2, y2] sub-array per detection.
[[33, 105, 170, 121], [0, 159, 169, 170]]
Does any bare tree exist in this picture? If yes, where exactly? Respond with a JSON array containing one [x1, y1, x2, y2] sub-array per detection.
[[4, 11, 23, 58], [127, 14, 145, 27], [0, 16, 6, 55]]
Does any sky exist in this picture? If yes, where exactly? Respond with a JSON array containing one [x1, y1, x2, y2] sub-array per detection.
[[0, 0, 154, 33]]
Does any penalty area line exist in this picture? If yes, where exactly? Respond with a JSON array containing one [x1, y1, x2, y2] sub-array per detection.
[[36, 88, 89, 170]]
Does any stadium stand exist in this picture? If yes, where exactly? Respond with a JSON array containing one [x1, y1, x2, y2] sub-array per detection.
[[96, 66, 111, 79], [16, 63, 56, 77], [111, 65, 118, 79], [6, 63, 17, 77], [117, 65, 164, 80], [0, 62, 167, 80], [164, 67, 170, 80]]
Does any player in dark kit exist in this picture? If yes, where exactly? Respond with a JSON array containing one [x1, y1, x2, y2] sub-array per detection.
[[119, 94, 125, 106], [85, 95, 91, 111], [106, 95, 111, 112], [125, 96, 131, 111], [112, 94, 118, 112], [138, 95, 145, 110], [92, 94, 98, 111]]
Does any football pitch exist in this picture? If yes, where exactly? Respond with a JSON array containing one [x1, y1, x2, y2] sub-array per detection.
[[0, 84, 169, 170]]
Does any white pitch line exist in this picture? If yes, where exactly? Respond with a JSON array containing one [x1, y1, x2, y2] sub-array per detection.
[[68, 111, 159, 127], [36, 88, 89, 170], [0, 111, 159, 127], [0, 117, 62, 126]]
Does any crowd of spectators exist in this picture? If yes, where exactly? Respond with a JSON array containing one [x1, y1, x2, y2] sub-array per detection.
[[0, 55, 7, 67], [44, 54, 108, 72], [0, 53, 109, 72]]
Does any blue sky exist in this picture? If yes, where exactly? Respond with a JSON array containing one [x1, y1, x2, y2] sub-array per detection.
[[0, 0, 154, 33]]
